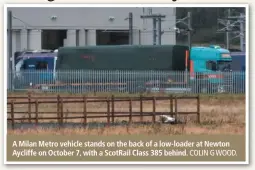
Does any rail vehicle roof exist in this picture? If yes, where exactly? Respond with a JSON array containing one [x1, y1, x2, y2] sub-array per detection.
[[16, 52, 57, 60]]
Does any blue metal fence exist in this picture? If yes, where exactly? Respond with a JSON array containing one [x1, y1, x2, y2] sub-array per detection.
[[7, 70, 245, 94]]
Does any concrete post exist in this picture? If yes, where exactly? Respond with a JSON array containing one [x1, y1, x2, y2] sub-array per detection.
[[87, 30, 96, 45], [79, 29, 87, 46], [20, 29, 28, 50], [28, 30, 42, 50], [66, 30, 77, 46]]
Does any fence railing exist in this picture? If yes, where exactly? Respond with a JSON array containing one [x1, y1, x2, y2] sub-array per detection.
[[7, 70, 245, 94], [7, 95, 200, 129]]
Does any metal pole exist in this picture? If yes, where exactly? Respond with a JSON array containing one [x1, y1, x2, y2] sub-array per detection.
[[153, 18, 157, 45], [226, 9, 231, 49], [187, 12, 192, 89], [129, 12, 133, 45], [8, 10, 13, 90], [187, 12, 192, 51], [240, 13, 245, 52], [157, 18, 161, 45], [140, 14, 165, 45], [138, 30, 141, 45]]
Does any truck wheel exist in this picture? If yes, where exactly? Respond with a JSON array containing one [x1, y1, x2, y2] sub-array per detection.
[[217, 85, 225, 93], [128, 85, 145, 94], [191, 84, 198, 94], [196, 83, 208, 94], [137, 85, 146, 93], [200, 87, 208, 93]]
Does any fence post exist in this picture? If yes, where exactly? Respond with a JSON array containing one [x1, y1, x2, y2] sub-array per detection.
[[107, 98, 110, 127], [111, 95, 115, 123], [35, 100, 38, 125], [60, 98, 64, 127], [60, 98, 64, 126], [28, 93, 31, 123], [152, 96, 156, 123], [197, 95, 200, 123], [129, 98, 132, 125], [170, 95, 173, 117], [174, 96, 178, 124], [83, 95, 87, 126], [140, 94, 143, 122], [11, 101, 14, 130], [57, 95, 60, 124]]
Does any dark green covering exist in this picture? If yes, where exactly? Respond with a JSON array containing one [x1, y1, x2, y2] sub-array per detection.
[[56, 45, 189, 71]]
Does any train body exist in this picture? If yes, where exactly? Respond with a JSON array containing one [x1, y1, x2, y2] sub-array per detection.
[[230, 52, 246, 93], [14, 45, 236, 93], [231, 52, 245, 71]]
